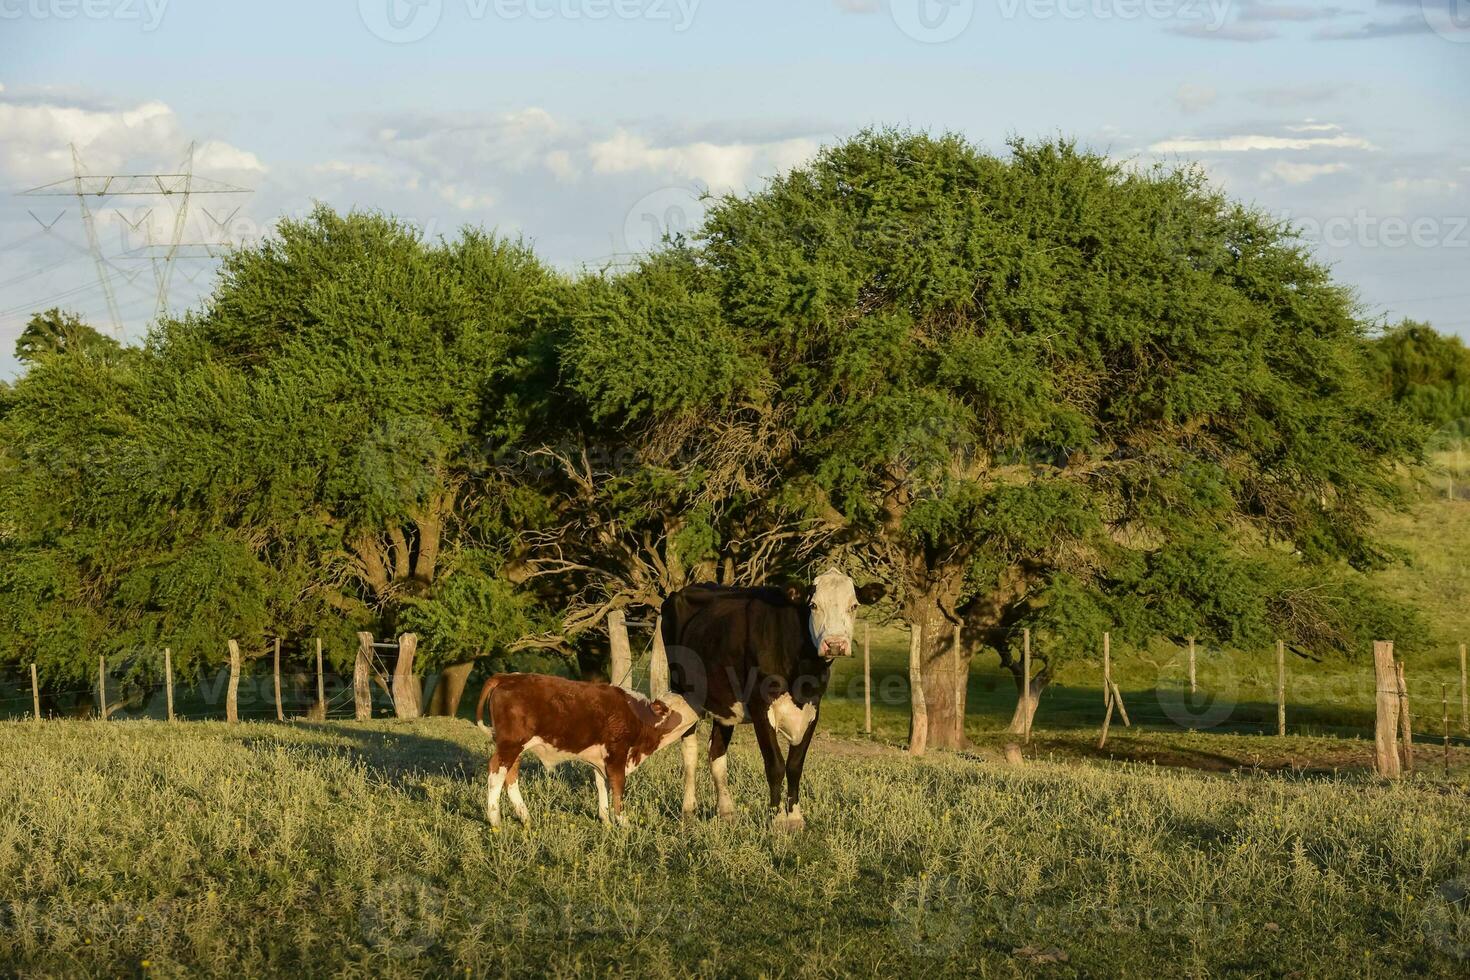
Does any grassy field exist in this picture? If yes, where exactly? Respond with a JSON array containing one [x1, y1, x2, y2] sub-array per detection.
[[2, 460, 1467, 976], [3, 718, 1469, 978]]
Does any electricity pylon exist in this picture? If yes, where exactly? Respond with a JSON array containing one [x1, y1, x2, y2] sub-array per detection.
[[18, 142, 251, 336]]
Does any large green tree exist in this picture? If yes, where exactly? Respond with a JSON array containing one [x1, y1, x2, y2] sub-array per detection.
[[689, 131, 1423, 749], [505, 248, 828, 653], [0, 211, 561, 716]]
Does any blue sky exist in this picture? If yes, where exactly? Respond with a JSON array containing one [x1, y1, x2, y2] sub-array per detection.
[[1, 0, 1467, 375]]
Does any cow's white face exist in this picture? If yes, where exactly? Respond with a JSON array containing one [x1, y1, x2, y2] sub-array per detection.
[[806, 569, 861, 658]]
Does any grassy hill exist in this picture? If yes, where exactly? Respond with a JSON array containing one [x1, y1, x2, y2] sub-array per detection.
[[3, 718, 1469, 978]]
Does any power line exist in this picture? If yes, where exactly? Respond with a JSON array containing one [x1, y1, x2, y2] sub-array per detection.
[[16, 142, 252, 335]]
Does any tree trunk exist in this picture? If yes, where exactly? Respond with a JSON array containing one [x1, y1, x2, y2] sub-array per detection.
[[650, 615, 670, 699], [427, 661, 474, 717], [912, 600, 966, 751], [1007, 670, 1050, 735], [607, 609, 633, 690]]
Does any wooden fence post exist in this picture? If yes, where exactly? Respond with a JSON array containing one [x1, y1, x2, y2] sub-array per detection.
[[863, 621, 872, 736], [1098, 632, 1115, 749], [908, 624, 927, 757], [1396, 659, 1414, 773], [1021, 628, 1033, 744], [1460, 642, 1467, 733], [393, 633, 421, 719], [164, 647, 174, 722], [1188, 636, 1197, 695], [1372, 641, 1401, 778], [226, 640, 241, 724], [354, 632, 373, 721], [273, 637, 284, 722], [649, 615, 670, 699], [98, 655, 107, 721], [608, 609, 632, 691], [315, 638, 325, 721], [1276, 639, 1287, 738], [1442, 683, 1451, 777], [31, 663, 40, 723]]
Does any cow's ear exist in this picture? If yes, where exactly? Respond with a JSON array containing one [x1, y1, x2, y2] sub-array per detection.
[[649, 700, 671, 721], [856, 582, 887, 605], [783, 583, 805, 605]]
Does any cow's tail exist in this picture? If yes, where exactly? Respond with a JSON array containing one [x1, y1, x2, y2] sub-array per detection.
[[475, 675, 501, 734]]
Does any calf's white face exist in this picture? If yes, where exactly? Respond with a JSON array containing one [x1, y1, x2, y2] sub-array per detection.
[[804, 569, 870, 658]]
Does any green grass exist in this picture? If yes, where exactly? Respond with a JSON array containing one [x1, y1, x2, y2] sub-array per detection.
[[3, 718, 1469, 977]]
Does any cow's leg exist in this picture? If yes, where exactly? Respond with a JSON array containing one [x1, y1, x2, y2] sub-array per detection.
[[594, 768, 611, 825], [781, 706, 819, 830], [709, 721, 736, 822], [504, 754, 530, 826], [680, 728, 700, 818], [608, 760, 628, 827], [750, 711, 787, 826], [486, 742, 522, 829]]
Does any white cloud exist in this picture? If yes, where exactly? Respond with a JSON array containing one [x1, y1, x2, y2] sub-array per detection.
[[1389, 176, 1460, 193], [437, 184, 497, 211], [193, 140, 266, 175], [544, 149, 580, 183], [589, 129, 818, 192], [1174, 84, 1218, 114], [311, 160, 393, 181], [0, 97, 178, 184], [1265, 160, 1348, 184], [1148, 132, 1376, 153]]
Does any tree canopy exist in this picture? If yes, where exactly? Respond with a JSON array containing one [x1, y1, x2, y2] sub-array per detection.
[[0, 133, 1434, 737]]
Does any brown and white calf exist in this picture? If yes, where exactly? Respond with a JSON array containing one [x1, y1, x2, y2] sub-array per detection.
[[475, 672, 698, 827]]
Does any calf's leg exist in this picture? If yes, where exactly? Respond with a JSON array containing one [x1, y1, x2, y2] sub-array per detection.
[[608, 761, 628, 826], [595, 769, 611, 825], [486, 742, 523, 828], [504, 754, 530, 825]]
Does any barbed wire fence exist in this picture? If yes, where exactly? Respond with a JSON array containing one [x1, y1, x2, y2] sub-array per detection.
[[4, 622, 1468, 775]]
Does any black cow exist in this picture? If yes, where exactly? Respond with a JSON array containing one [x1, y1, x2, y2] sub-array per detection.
[[660, 568, 885, 829]]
